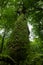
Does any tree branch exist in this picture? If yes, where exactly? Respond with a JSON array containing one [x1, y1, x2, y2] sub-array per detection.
[[0, 54, 16, 65]]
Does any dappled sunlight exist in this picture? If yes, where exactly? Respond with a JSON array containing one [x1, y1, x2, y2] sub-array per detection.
[[27, 22, 34, 41]]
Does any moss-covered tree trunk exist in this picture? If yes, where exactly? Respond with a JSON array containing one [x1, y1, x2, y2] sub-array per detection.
[[7, 14, 30, 65]]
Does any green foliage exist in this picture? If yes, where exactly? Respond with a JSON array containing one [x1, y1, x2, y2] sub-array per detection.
[[0, 0, 43, 65]]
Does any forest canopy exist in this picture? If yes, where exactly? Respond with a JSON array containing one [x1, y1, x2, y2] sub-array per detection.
[[0, 0, 43, 65]]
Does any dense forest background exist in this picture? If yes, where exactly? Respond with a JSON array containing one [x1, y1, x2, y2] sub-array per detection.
[[0, 0, 43, 65]]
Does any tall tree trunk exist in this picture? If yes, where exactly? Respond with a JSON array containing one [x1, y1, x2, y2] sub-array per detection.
[[0, 30, 5, 53]]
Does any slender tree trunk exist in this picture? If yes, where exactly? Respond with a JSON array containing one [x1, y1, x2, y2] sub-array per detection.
[[0, 30, 5, 53]]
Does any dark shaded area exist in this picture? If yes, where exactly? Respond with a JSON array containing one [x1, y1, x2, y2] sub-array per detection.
[[0, 55, 16, 65]]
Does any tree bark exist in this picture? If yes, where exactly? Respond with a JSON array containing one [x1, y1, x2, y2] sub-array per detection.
[[0, 30, 5, 53]]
